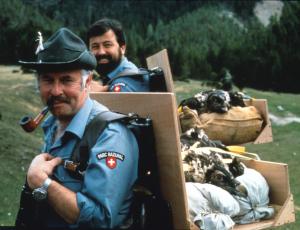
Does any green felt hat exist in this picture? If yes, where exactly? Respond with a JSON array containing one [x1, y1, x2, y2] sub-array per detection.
[[19, 28, 96, 72]]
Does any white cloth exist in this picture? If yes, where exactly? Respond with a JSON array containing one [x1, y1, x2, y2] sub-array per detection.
[[233, 168, 275, 224], [195, 213, 235, 230], [186, 183, 240, 230]]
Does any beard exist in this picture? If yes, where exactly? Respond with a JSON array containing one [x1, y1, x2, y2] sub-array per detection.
[[95, 49, 123, 77]]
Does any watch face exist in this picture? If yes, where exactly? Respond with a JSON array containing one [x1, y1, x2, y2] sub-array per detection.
[[32, 187, 47, 201]]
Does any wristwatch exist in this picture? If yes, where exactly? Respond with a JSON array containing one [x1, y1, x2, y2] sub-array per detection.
[[32, 178, 52, 201]]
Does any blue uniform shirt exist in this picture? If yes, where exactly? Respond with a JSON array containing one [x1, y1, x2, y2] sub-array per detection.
[[107, 57, 150, 92], [41, 97, 138, 228]]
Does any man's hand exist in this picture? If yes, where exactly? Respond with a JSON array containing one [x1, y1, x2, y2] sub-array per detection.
[[27, 153, 62, 189], [27, 153, 79, 223], [90, 80, 109, 92]]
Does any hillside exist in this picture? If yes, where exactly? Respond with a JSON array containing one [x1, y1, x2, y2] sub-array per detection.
[[0, 65, 299, 228], [2, 1, 300, 93]]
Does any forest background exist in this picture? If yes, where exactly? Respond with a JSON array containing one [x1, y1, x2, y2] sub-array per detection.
[[1, 0, 300, 93]]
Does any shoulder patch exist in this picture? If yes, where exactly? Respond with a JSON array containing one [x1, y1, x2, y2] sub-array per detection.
[[97, 151, 125, 169], [112, 83, 126, 92]]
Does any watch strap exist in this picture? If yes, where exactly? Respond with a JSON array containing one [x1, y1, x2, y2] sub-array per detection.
[[42, 178, 52, 191]]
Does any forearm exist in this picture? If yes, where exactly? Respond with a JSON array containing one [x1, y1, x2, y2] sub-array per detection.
[[47, 180, 80, 224], [26, 153, 78, 223]]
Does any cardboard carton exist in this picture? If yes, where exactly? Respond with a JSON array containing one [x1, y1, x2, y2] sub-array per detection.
[[90, 92, 294, 230], [233, 159, 295, 230], [146, 49, 273, 145]]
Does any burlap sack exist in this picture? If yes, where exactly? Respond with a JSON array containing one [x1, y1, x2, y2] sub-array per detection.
[[198, 106, 263, 145], [179, 106, 203, 132]]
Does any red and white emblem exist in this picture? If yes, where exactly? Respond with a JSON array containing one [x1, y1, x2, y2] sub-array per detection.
[[97, 151, 125, 169], [106, 156, 117, 169], [113, 85, 121, 92]]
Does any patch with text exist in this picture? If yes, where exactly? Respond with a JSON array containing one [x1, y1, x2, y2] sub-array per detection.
[[97, 151, 125, 169], [112, 83, 126, 92]]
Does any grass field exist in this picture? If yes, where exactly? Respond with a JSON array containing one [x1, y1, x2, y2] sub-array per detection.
[[0, 65, 299, 229]]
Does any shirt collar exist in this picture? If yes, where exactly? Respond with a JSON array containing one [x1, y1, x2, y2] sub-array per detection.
[[107, 57, 127, 79], [65, 97, 93, 139], [107, 56, 138, 79]]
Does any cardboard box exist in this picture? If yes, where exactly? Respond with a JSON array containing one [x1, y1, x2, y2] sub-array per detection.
[[145, 49, 272, 145], [91, 93, 295, 230], [90, 92, 294, 230], [95, 49, 282, 228], [233, 159, 295, 230], [179, 152, 295, 229]]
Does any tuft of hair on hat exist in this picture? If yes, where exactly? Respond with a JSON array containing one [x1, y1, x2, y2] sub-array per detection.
[[35, 31, 44, 55]]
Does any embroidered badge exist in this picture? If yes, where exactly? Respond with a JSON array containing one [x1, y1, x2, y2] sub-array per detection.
[[112, 83, 125, 92], [97, 151, 125, 169], [113, 85, 121, 92]]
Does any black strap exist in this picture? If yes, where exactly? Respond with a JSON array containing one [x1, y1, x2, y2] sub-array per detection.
[[66, 111, 130, 179]]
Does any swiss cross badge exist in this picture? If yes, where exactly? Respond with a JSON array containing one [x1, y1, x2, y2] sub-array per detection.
[[97, 151, 125, 169], [106, 156, 117, 169], [112, 83, 125, 92], [113, 85, 121, 92]]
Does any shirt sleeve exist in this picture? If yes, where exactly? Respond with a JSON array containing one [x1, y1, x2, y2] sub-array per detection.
[[109, 81, 133, 92], [76, 122, 138, 228], [109, 75, 150, 92]]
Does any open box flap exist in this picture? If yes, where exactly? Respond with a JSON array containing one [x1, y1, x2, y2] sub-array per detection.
[[146, 49, 175, 93], [188, 159, 295, 230], [90, 93, 294, 230], [242, 159, 290, 204], [244, 99, 273, 144], [273, 194, 295, 226]]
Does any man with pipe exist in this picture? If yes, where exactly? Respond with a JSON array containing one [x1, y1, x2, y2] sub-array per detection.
[[16, 28, 138, 229]]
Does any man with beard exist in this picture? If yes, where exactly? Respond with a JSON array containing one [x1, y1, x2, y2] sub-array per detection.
[[16, 27, 138, 229], [87, 18, 150, 92]]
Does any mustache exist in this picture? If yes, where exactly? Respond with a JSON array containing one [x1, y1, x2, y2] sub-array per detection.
[[95, 55, 112, 62], [47, 96, 70, 107]]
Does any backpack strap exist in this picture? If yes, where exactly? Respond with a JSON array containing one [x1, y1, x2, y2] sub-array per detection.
[[64, 111, 129, 179]]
